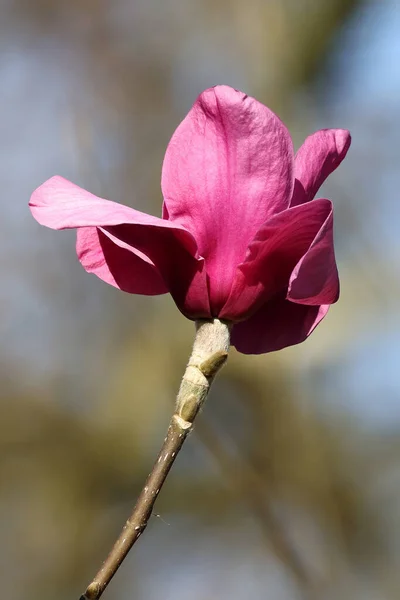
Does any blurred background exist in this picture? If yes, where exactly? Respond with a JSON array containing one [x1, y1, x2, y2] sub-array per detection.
[[1, 0, 400, 598]]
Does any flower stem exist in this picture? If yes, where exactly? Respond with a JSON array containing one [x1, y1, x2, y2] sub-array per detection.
[[80, 318, 231, 600]]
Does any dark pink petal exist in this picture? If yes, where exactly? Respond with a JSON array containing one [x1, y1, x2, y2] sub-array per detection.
[[287, 208, 339, 305], [162, 85, 294, 313], [77, 227, 168, 295], [102, 223, 210, 317], [220, 199, 334, 320], [231, 295, 329, 354], [291, 129, 351, 206], [30, 176, 210, 317]]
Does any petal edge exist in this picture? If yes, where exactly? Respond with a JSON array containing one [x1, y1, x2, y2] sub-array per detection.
[[231, 296, 329, 354], [291, 129, 351, 206]]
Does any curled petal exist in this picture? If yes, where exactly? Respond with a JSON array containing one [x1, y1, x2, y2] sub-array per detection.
[[291, 129, 351, 206], [77, 227, 168, 295], [162, 85, 294, 313], [221, 199, 334, 320], [287, 206, 339, 305], [231, 295, 329, 354], [30, 176, 210, 317], [102, 223, 210, 317]]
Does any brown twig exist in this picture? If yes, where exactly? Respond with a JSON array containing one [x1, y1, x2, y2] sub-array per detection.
[[80, 318, 230, 600]]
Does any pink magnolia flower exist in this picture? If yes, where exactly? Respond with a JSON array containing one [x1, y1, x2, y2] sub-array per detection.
[[30, 85, 350, 354]]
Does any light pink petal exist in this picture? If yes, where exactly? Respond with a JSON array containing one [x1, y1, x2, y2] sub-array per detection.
[[162, 85, 294, 314], [30, 176, 210, 317], [231, 295, 329, 354], [30, 176, 197, 248], [287, 206, 339, 305], [77, 227, 168, 295], [221, 199, 334, 320], [291, 129, 351, 206]]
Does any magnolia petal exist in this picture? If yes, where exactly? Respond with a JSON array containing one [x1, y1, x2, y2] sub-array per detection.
[[221, 199, 334, 320], [30, 176, 210, 317], [287, 206, 339, 305], [231, 296, 329, 354], [30, 176, 197, 252], [77, 227, 168, 295], [102, 222, 210, 317], [291, 129, 351, 206], [162, 85, 294, 314]]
